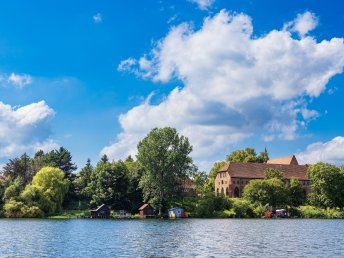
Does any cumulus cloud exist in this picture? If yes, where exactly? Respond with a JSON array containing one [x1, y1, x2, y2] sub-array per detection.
[[0, 101, 57, 159], [189, 0, 215, 10], [93, 13, 102, 23], [297, 137, 344, 165], [7, 73, 33, 88], [284, 11, 318, 37], [104, 10, 344, 169]]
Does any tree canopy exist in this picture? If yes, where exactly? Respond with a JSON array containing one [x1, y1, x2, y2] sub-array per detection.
[[307, 162, 344, 209], [227, 148, 269, 163], [137, 127, 194, 215]]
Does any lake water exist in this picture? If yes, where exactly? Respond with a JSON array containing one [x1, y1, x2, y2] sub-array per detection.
[[0, 219, 343, 257]]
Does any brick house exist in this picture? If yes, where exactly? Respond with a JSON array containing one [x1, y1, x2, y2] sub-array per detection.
[[215, 155, 310, 198]]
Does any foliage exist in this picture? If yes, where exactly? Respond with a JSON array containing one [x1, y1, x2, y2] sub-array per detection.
[[2, 153, 33, 184], [75, 159, 94, 200], [194, 194, 231, 218], [227, 148, 269, 163], [89, 160, 129, 210], [137, 127, 194, 215], [43, 147, 77, 179], [243, 178, 288, 207], [124, 157, 143, 213], [4, 200, 43, 218], [298, 206, 344, 219], [288, 177, 306, 206], [264, 168, 284, 180], [3, 177, 23, 202], [31, 167, 70, 213], [192, 171, 209, 195], [229, 198, 256, 218], [307, 163, 344, 208]]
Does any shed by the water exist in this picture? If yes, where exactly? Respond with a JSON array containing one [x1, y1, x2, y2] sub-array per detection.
[[168, 207, 187, 218], [139, 203, 154, 218], [90, 204, 110, 219]]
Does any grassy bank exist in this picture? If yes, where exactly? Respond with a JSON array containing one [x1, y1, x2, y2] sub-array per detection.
[[47, 210, 90, 219]]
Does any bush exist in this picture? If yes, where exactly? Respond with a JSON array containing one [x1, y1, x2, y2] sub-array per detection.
[[229, 198, 256, 218], [300, 206, 328, 218], [4, 200, 44, 218]]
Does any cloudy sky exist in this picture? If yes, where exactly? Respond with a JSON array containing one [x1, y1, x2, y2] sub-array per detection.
[[0, 0, 343, 170]]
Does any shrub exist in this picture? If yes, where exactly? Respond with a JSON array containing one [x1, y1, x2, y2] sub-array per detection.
[[230, 198, 256, 218]]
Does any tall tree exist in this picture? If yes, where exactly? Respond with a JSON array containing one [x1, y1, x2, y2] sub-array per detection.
[[2, 153, 33, 184], [89, 160, 129, 209], [44, 147, 77, 178], [137, 127, 194, 216], [307, 163, 344, 209], [124, 156, 143, 213]]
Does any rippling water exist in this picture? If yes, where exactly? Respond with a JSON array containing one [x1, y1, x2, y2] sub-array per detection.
[[0, 219, 344, 257]]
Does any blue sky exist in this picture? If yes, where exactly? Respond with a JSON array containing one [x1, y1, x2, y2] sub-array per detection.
[[0, 0, 343, 171]]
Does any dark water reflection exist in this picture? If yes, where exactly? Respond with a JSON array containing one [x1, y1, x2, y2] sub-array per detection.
[[0, 219, 344, 257]]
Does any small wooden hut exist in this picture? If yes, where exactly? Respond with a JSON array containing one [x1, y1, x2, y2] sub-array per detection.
[[90, 204, 110, 219], [138, 203, 154, 218]]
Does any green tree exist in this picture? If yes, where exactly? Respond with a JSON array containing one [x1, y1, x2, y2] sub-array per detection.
[[31, 167, 70, 213], [257, 148, 269, 163], [243, 178, 288, 207], [124, 156, 143, 213], [307, 163, 344, 208], [193, 171, 209, 195], [89, 160, 129, 210], [75, 158, 94, 199], [2, 177, 23, 202], [264, 168, 284, 180], [2, 153, 33, 184], [44, 147, 77, 178], [288, 177, 305, 206], [227, 148, 269, 163], [137, 127, 194, 216]]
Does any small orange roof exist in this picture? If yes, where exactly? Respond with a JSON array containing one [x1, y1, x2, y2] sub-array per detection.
[[267, 155, 298, 165], [139, 203, 152, 211]]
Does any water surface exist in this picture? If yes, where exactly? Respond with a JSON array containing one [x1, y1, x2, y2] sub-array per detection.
[[0, 219, 343, 257]]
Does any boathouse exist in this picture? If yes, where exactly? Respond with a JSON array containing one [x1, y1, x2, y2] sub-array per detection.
[[90, 204, 110, 219], [139, 203, 154, 218]]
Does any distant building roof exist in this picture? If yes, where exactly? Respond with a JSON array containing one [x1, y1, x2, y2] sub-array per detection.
[[218, 162, 308, 180], [267, 155, 299, 165]]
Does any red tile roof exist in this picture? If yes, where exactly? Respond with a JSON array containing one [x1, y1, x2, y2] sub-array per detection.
[[218, 162, 308, 180], [267, 155, 298, 165]]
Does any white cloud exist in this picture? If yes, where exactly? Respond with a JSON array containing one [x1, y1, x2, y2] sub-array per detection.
[[104, 10, 344, 170], [93, 13, 102, 23], [189, 0, 215, 10], [0, 101, 57, 159], [7, 73, 33, 88], [284, 11, 318, 37], [297, 137, 344, 165]]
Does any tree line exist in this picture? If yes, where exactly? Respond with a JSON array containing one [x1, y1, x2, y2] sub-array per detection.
[[0, 127, 344, 218]]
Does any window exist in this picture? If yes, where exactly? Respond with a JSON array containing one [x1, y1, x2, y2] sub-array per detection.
[[222, 180, 224, 184]]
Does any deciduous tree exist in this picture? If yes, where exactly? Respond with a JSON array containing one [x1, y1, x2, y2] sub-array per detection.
[[137, 127, 194, 216]]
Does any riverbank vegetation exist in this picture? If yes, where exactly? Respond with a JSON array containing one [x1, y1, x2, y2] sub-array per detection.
[[0, 127, 344, 219]]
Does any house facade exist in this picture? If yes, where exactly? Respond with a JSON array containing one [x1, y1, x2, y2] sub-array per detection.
[[215, 155, 310, 198]]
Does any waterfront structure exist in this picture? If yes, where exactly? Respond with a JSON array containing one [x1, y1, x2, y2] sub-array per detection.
[[139, 203, 154, 218], [168, 207, 187, 218], [90, 204, 110, 218], [215, 155, 310, 198]]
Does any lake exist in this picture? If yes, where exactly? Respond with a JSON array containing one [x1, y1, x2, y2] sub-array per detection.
[[0, 219, 343, 257]]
